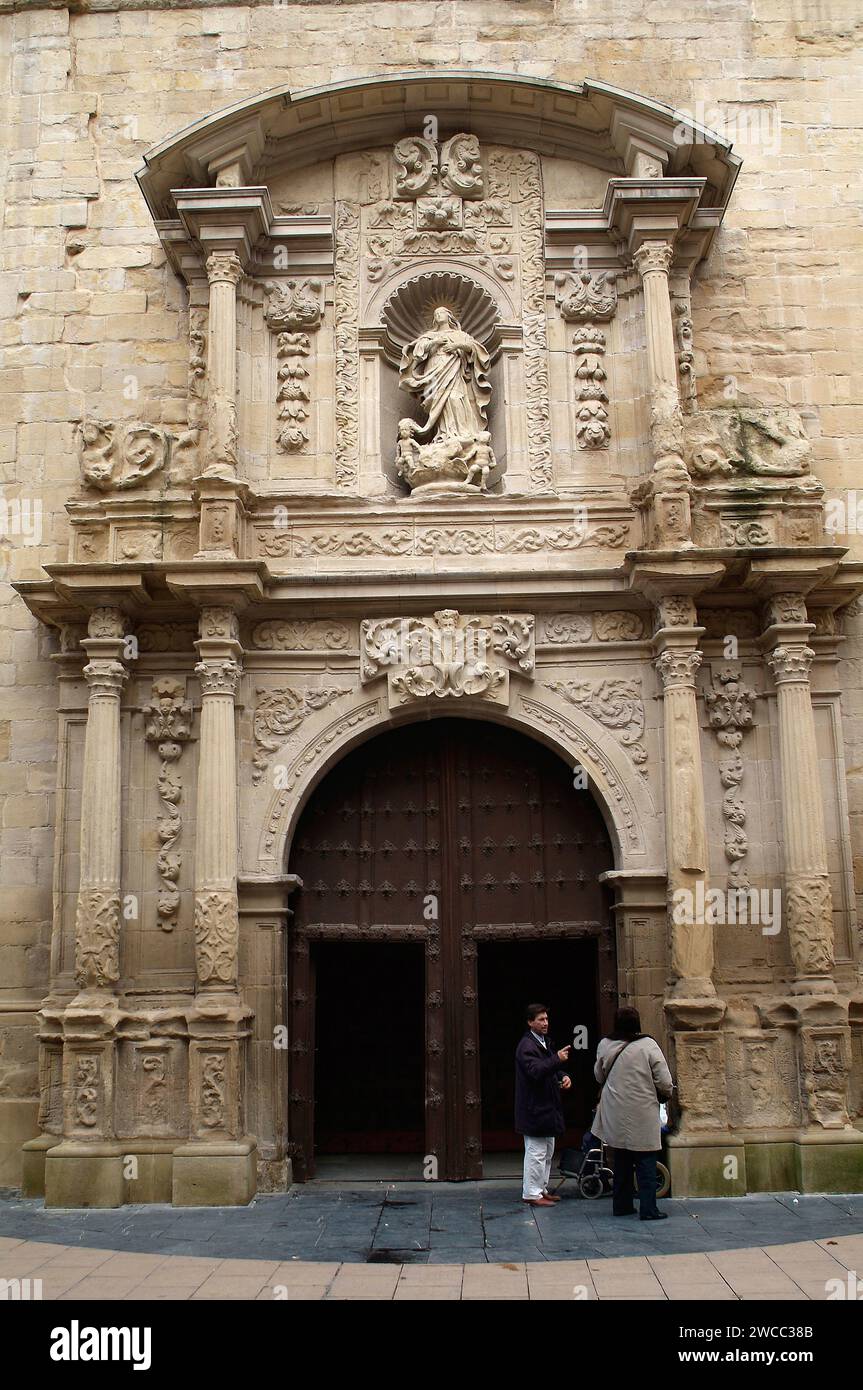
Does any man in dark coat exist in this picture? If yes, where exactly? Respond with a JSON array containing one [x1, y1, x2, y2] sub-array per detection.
[[515, 1004, 571, 1206]]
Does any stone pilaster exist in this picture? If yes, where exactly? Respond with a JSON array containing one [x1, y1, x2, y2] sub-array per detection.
[[654, 600, 714, 1000], [762, 596, 836, 996]]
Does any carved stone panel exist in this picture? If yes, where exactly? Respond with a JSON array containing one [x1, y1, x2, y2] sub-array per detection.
[[361, 610, 534, 708], [116, 1040, 188, 1139], [725, 1031, 799, 1130], [674, 1031, 728, 1131]]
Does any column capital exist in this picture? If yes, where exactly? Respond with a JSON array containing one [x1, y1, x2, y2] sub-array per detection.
[[656, 647, 703, 690], [633, 240, 674, 278], [206, 250, 244, 287], [766, 644, 815, 685], [195, 657, 242, 698], [82, 658, 128, 698]]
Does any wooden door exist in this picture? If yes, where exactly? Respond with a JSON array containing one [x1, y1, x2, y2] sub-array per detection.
[[287, 718, 614, 1179]]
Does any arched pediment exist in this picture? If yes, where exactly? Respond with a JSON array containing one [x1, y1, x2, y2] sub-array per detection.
[[137, 69, 741, 228]]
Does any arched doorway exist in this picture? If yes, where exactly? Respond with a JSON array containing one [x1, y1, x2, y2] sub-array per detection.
[[287, 718, 616, 1180]]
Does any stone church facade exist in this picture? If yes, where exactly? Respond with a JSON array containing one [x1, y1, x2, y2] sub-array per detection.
[[1, 4, 862, 1207]]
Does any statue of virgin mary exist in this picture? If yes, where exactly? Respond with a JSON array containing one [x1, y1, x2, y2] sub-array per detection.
[[396, 307, 495, 493]]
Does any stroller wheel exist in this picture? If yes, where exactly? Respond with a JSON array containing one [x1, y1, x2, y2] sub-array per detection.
[[579, 1173, 605, 1200], [656, 1161, 671, 1199]]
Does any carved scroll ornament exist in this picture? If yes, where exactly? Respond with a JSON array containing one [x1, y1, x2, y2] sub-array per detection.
[[143, 678, 193, 931]]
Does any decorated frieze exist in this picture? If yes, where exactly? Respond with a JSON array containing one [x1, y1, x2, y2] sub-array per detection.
[[540, 612, 647, 644], [254, 518, 630, 559], [250, 620, 354, 652]]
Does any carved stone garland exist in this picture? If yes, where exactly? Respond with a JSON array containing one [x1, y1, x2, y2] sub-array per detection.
[[143, 677, 193, 931], [703, 666, 757, 889], [572, 323, 611, 450], [264, 279, 324, 454], [334, 203, 360, 488]]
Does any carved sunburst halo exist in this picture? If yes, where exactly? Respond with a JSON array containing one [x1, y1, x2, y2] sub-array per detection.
[[381, 271, 502, 365]]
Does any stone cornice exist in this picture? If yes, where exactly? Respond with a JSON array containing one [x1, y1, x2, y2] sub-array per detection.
[[135, 72, 740, 270]]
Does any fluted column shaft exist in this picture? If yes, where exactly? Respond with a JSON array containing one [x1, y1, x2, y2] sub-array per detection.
[[655, 612, 714, 998], [74, 608, 128, 997], [194, 607, 242, 994], [764, 606, 835, 994]]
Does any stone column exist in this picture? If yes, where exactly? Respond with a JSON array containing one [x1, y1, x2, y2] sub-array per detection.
[[193, 251, 247, 563], [654, 598, 714, 999], [762, 596, 835, 996], [193, 606, 243, 997], [73, 607, 129, 1000], [203, 250, 242, 479], [174, 604, 255, 1206], [45, 607, 130, 1208], [632, 241, 693, 548]]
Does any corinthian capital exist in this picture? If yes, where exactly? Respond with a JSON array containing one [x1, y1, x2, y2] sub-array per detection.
[[83, 658, 128, 698], [205, 251, 244, 287], [656, 648, 702, 689], [195, 657, 242, 697], [633, 241, 674, 278], [766, 644, 814, 684]]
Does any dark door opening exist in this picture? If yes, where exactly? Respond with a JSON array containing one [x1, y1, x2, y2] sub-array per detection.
[[478, 940, 600, 1153], [288, 718, 616, 1179], [314, 942, 425, 1155]]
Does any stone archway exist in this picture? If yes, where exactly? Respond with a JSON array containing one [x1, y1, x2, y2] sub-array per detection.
[[284, 716, 616, 1181]]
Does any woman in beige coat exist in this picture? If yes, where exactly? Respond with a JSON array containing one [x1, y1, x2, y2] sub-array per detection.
[[593, 1006, 674, 1220]]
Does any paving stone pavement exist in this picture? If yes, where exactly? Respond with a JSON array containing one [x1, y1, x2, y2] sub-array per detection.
[[2, 1231, 862, 1301], [0, 1185, 861, 1269]]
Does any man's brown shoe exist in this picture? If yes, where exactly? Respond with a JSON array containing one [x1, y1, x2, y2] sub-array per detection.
[[541, 1191, 562, 1202], [522, 1196, 556, 1206]]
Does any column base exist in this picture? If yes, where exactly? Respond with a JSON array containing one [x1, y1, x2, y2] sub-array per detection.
[[791, 975, 838, 997], [668, 1129, 863, 1196], [44, 1142, 126, 1208], [172, 1138, 257, 1207], [666, 1134, 747, 1197], [0, 1099, 40, 1188], [20, 1134, 62, 1197]]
